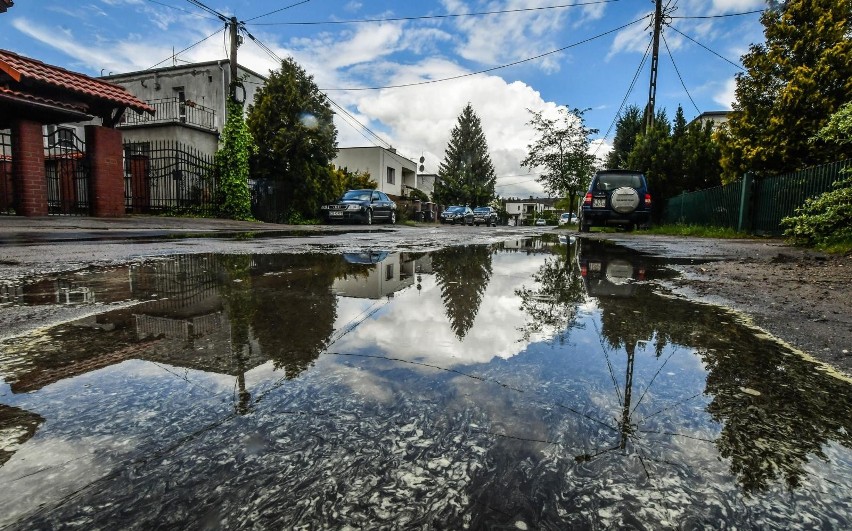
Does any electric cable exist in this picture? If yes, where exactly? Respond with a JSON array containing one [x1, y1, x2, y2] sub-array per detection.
[[664, 24, 745, 71], [321, 15, 650, 91], [246, 0, 315, 23], [670, 9, 764, 19], [661, 30, 700, 114], [247, 0, 622, 26], [146, 26, 224, 70], [143, 0, 219, 19], [184, 0, 227, 21], [592, 38, 653, 157]]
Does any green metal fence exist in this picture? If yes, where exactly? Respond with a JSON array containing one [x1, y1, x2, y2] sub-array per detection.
[[664, 159, 851, 235]]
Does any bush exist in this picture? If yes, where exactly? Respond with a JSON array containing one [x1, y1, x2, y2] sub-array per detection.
[[781, 172, 852, 246]]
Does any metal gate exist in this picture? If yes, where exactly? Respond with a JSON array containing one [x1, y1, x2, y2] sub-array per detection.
[[0, 130, 13, 215], [45, 128, 90, 216]]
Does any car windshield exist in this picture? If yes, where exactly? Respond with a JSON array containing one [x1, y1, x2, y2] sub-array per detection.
[[595, 173, 642, 191], [447, 206, 465, 213], [561, 213, 570, 218], [342, 190, 372, 201]]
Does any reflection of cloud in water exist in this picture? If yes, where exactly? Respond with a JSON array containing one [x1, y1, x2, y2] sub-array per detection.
[[330, 253, 551, 368]]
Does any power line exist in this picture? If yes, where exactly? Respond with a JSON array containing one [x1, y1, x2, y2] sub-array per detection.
[[665, 24, 745, 71], [670, 9, 764, 19], [245, 0, 316, 23], [661, 31, 700, 115], [146, 26, 224, 70], [247, 0, 622, 26], [321, 15, 650, 92], [593, 38, 653, 157], [184, 0, 227, 21], [143, 0, 219, 19]]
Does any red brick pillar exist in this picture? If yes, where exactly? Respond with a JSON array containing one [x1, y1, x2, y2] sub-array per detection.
[[85, 125, 125, 217], [11, 119, 48, 217]]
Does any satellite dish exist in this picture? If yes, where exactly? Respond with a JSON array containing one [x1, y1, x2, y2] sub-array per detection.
[[419, 165, 425, 172], [419, 156, 425, 163]]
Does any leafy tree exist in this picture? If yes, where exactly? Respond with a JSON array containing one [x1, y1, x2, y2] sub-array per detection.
[[247, 57, 338, 221], [781, 102, 852, 247], [521, 106, 598, 213], [605, 104, 643, 170], [331, 167, 376, 199], [717, 0, 852, 182], [626, 110, 672, 221], [434, 103, 497, 207], [215, 99, 256, 220]]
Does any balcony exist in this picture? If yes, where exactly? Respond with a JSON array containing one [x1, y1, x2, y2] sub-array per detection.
[[120, 97, 217, 132]]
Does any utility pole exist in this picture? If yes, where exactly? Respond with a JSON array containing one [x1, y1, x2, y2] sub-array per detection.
[[228, 16, 241, 102], [645, 0, 663, 134]]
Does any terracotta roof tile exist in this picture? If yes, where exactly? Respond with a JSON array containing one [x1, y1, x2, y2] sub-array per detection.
[[0, 49, 154, 115], [0, 85, 89, 113]]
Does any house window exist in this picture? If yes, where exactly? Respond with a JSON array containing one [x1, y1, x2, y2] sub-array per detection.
[[49, 127, 76, 149], [385, 263, 394, 281], [386, 167, 395, 185]]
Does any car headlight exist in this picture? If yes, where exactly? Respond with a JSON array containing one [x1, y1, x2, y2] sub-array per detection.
[[345, 205, 362, 211]]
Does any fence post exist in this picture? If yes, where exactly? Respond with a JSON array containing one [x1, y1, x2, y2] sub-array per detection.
[[737, 172, 753, 233]]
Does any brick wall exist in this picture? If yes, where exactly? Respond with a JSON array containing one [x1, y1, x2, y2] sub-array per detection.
[[11, 120, 48, 216], [86, 125, 125, 217]]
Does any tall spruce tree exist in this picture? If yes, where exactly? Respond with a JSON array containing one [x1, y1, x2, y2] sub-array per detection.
[[605, 104, 643, 170], [717, 0, 852, 182], [247, 57, 338, 222], [434, 103, 497, 206]]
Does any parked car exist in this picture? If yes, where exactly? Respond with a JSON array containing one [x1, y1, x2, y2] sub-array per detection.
[[534, 218, 547, 226], [579, 169, 651, 232], [321, 189, 396, 225], [440, 205, 474, 225], [558, 212, 578, 226], [473, 206, 498, 226], [577, 239, 647, 298]]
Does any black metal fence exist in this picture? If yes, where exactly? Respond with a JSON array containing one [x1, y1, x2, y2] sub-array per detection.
[[124, 140, 216, 215], [45, 128, 90, 216], [664, 159, 851, 235]]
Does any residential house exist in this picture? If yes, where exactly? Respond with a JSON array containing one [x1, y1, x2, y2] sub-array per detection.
[[689, 110, 731, 130], [503, 197, 558, 224], [102, 60, 267, 156], [333, 146, 417, 199]]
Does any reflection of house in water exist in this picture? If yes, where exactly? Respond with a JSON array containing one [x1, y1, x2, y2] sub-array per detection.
[[333, 253, 429, 299]]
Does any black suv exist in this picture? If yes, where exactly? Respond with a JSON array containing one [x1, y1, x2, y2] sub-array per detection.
[[473, 206, 498, 226], [579, 170, 651, 232]]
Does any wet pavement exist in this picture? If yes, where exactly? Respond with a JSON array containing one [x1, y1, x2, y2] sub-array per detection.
[[1, 234, 850, 528]]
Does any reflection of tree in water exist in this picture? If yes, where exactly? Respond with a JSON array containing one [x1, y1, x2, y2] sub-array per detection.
[[593, 282, 852, 493], [242, 254, 349, 380], [431, 246, 493, 339], [0, 405, 44, 468], [515, 240, 585, 342]]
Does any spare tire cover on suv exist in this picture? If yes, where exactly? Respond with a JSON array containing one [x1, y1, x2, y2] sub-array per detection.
[[611, 187, 640, 214]]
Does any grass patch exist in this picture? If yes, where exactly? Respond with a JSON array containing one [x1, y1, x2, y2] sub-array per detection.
[[643, 224, 751, 239], [812, 238, 852, 255]]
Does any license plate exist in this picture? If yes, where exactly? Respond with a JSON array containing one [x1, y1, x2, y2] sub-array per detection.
[[589, 262, 602, 272], [330, 211, 343, 217], [592, 198, 605, 208]]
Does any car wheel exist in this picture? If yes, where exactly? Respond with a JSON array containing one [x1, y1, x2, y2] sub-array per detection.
[[389, 210, 396, 225], [364, 209, 373, 225]]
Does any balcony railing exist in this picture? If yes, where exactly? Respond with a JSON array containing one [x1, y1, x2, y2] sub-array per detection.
[[121, 97, 217, 132]]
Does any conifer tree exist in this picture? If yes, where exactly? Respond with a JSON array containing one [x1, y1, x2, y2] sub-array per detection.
[[247, 57, 338, 222], [717, 0, 852, 181], [605, 104, 643, 170], [434, 103, 496, 206]]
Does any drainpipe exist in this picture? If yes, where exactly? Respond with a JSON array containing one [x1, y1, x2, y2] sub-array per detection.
[[217, 60, 226, 132]]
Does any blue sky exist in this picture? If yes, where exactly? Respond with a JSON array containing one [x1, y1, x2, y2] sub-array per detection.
[[2, 0, 767, 197]]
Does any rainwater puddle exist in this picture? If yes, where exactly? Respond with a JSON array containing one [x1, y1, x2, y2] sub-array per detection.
[[1, 237, 850, 528]]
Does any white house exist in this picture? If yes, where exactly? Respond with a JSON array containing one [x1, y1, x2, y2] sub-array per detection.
[[333, 146, 417, 198], [503, 197, 558, 224]]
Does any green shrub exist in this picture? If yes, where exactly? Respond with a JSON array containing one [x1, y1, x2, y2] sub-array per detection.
[[781, 172, 852, 246]]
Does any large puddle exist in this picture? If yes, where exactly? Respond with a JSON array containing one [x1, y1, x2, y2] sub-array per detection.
[[1, 236, 850, 528]]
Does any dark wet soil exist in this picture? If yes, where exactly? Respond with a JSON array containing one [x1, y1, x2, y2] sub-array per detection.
[[589, 233, 852, 378]]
